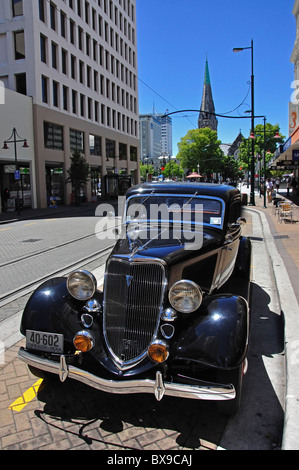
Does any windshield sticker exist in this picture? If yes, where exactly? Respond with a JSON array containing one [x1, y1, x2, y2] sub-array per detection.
[[210, 217, 222, 225]]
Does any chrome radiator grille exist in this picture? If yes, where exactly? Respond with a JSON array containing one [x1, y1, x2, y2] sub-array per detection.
[[103, 258, 165, 367]]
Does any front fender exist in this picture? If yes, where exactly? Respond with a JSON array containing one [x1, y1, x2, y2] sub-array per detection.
[[20, 278, 102, 349], [172, 294, 249, 369]]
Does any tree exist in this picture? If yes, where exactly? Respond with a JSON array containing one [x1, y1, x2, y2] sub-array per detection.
[[238, 123, 285, 175], [140, 163, 155, 180], [220, 155, 243, 182], [177, 127, 223, 176], [66, 150, 90, 205], [162, 161, 183, 180]]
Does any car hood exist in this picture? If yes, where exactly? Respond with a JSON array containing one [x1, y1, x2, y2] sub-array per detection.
[[110, 224, 223, 265]]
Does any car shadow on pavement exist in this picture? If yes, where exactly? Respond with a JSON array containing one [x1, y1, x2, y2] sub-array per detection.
[[35, 378, 228, 450], [220, 281, 285, 450]]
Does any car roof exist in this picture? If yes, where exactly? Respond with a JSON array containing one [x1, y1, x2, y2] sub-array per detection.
[[126, 182, 240, 203]]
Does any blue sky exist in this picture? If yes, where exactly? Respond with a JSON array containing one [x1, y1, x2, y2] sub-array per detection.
[[136, 0, 295, 155]]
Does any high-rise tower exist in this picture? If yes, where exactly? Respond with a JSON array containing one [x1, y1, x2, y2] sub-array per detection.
[[198, 60, 218, 133]]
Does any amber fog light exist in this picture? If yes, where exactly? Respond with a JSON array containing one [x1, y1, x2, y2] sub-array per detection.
[[148, 340, 169, 363], [73, 331, 94, 352]]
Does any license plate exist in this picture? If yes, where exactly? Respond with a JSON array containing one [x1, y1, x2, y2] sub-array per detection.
[[26, 330, 64, 353]]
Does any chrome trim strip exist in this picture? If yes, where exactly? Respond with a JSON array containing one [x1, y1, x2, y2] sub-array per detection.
[[18, 348, 236, 402]]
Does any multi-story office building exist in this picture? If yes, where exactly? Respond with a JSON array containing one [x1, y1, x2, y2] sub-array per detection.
[[0, 0, 139, 208], [159, 113, 172, 157], [139, 113, 172, 171]]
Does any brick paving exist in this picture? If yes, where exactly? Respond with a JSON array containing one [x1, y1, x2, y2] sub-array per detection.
[[0, 338, 227, 450]]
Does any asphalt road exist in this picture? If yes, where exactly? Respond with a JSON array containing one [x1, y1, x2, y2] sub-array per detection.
[[0, 210, 285, 450]]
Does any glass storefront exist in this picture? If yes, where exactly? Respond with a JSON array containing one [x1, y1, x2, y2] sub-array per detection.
[[1, 164, 31, 211], [46, 165, 64, 205]]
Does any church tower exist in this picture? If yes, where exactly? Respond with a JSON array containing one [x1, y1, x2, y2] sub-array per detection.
[[198, 60, 218, 133]]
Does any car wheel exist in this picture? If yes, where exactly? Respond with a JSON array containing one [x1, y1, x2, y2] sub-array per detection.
[[216, 365, 243, 416]]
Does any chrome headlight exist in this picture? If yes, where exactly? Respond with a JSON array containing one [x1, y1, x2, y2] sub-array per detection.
[[67, 270, 97, 301], [169, 280, 203, 313]]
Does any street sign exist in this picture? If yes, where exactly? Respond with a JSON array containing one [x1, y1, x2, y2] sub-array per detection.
[[14, 170, 20, 180], [292, 149, 299, 161]]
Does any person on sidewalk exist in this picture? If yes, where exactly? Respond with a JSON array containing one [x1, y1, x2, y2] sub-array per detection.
[[266, 178, 273, 203]]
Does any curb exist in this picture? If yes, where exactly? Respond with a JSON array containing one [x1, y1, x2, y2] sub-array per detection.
[[246, 206, 299, 450]]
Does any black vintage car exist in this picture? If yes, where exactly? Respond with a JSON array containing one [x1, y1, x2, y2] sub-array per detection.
[[18, 182, 251, 415]]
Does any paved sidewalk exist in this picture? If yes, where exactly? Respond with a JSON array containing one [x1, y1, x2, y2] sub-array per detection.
[[241, 185, 299, 450]]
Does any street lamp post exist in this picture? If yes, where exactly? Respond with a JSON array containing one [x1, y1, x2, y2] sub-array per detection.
[[233, 39, 255, 205], [2, 127, 29, 214]]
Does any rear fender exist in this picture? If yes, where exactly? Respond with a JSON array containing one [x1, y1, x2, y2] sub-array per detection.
[[172, 294, 249, 369]]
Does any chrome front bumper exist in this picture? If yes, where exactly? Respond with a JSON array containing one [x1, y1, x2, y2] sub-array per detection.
[[18, 347, 235, 402]]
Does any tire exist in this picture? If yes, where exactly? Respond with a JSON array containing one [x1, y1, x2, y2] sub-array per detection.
[[216, 365, 243, 416]]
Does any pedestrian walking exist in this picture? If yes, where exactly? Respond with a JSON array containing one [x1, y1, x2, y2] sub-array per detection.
[[275, 178, 280, 193], [287, 176, 291, 197], [266, 179, 273, 203]]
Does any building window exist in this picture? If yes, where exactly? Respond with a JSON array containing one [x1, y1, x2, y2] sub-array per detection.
[[70, 20, 75, 44], [71, 55, 76, 79], [79, 60, 84, 83], [51, 42, 58, 69], [80, 93, 85, 117], [106, 138, 115, 158], [88, 98, 92, 119], [40, 34, 47, 63], [39, 0, 45, 22], [41, 76, 48, 103], [12, 0, 23, 17], [72, 89, 77, 113], [61, 49, 67, 74], [60, 11, 66, 38], [78, 27, 83, 50], [77, 0, 82, 17], [89, 134, 101, 155], [119, 142, 127, 161], [44, 122, 64, 149], [15, 73, 26, 95], [130, 146, 137, 162], [53, 81, 59, 107], [70, 128, 84, 152], [50, 2, 56, 31], [14, 31, 25, 60], [63, 85, 68, 110], [94, 101, 99, 122]]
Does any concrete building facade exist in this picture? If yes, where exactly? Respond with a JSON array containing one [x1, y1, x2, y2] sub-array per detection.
[[0, 0, 139, 208], [139, 113, 172, 171]]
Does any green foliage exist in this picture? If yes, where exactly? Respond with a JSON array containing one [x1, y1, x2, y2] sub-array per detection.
[[162, 162, 183, 179], [177, 128, 222, 174], [220, 155, 243, 182], [66, 150, 90, 204], [238, 123, 284, 172], [140, 163, 155, 179]]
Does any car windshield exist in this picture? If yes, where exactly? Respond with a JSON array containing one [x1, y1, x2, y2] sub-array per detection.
[[125, 194, 224, 229]]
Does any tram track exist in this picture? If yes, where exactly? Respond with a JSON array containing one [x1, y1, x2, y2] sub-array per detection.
[[0, 244, 113, 307]]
